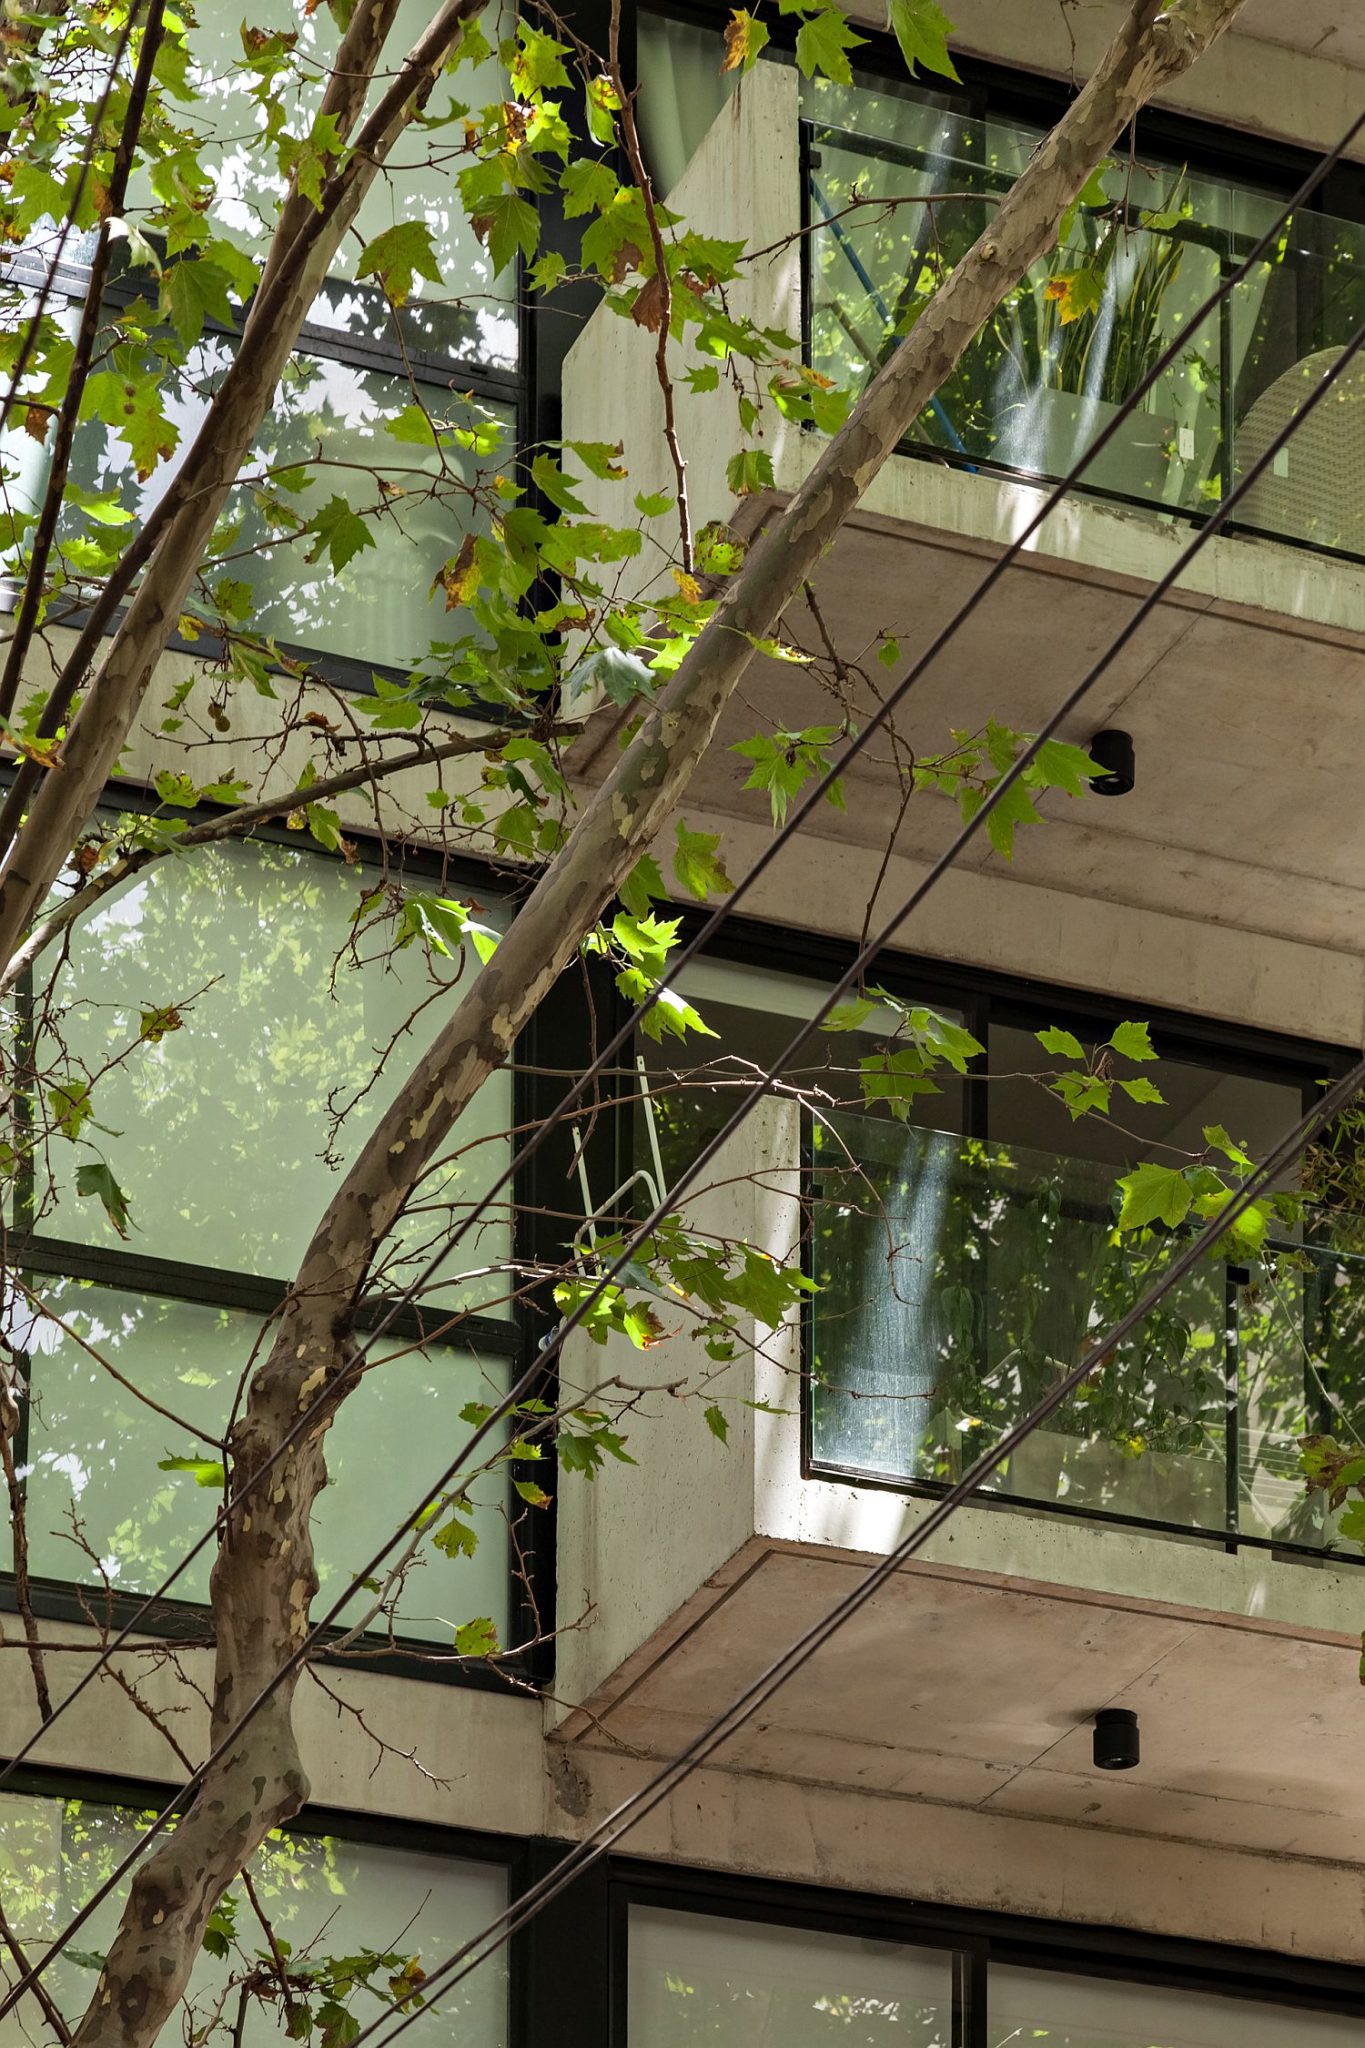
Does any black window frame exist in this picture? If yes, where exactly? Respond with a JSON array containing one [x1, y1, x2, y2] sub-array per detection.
[[626, 901, 1361, 1568], [514, 1849, 1365, 2044], [0, 775, 594, 1693]]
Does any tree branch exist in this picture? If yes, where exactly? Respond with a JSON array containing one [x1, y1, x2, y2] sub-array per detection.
[[0, 723, 553, 993], [0, 0, 491, 964], [0, 1, 168, 726], [53, 6, 1248, 2047]]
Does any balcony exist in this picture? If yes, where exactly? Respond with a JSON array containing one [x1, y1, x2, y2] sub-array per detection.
[[562, 62, 1365, 980], [804, 88, 1365, 560], [550, 1094, 1365, 1919]]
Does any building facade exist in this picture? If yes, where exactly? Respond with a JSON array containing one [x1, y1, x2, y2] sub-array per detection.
[[5, 1, 1365, 2043]]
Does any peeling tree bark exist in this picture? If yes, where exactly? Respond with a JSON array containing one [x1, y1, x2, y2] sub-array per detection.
[[43, 4, 1246, 2045]]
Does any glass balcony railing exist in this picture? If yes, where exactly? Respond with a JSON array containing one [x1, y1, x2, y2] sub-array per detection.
[[808, 1119, 1365, 1559], [803, 78, 1365, 560]]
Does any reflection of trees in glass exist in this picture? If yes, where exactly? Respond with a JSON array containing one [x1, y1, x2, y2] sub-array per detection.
[[127, 0, 519, 366], [0, 1789, 508, 2048], [68, 333, 510, 669], [629, 1910, 951, 2047], [635, 969, 1365, 1547], [6, 1277, 511, 1640], [806, 1110, 1365, 1555], [804, 73, 1365, 546], [32, 834, 511, 1298], [809, 1118, 1227, 1529]]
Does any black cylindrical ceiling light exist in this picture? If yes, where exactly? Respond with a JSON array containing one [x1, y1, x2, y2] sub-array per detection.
[[1092, 1706, 1140, 1771], [1088, 728, 1136, 796]]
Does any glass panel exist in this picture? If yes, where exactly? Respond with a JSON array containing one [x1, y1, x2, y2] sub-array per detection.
[[1238, 1224, 1365, 1557], [986, 1023, 1302, 1173], [1230, 208, 1365, 557], [5, 1279, 510, 1643], [805, 84, 1231, 518], [636, 955, 962, 1193], [636, 11, 742, 196], [628, 1905, 953, 2044], [67, 336, 511, 670], [803, 78, 1365, 558], [0, 1789, 508, 2048], [123, 0, 518, 365], [989, 1963, 1361, 2045], [32, 835, 513, 1313], [809, 1120, 1229, 1530]]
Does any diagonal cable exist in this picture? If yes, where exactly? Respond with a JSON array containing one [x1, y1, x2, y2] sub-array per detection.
[[3, 97, 1353, 1800], [4, 270, 1363, 2021], [348, 1047, 1365, 2044]]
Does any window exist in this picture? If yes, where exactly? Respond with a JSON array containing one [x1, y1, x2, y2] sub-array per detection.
[[4, 827, 525, 1651], [637, 5, 1365, 560], [66, 337, 514, 674], [637, 941, 1361, 1559], [6, 0, 522, 683], [0, 1784, 509, 2047], [987, 1965, 1361, 2046], [156, 0, 520, 366], [623, 1895, 1365, 2048], [628, 1904, 954, 2044]]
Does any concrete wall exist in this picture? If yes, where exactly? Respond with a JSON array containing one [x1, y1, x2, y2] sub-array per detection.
[[561, 60, 802, 598], [924, 0, 1365, 162], [552, 1106, 798, 1718], [549, 1740, 1365, 1965]]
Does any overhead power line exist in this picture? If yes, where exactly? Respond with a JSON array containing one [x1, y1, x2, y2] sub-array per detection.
[[5, 91, 1355, 1804], [6, 247, 1364, 2023], [351, 1047, 1365, 2048]]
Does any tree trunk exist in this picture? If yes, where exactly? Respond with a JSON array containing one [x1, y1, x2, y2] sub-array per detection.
[[58, 4, 1247, 2045]]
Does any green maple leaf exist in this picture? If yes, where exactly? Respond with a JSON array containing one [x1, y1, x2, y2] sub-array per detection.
[[1109, 1020, 1157, 1062], [510, 21, 571, 91], [1116, 1163, 1193, 1232], [432, 1514, 478, 1559], [355, 220, 444, 305], [673, 821, 734, 901], [794, 6, 867, 84], [469, 192, 540, 277], [307, 496, 377, 574], [158, 1454, 226, 1488], [279, 111, 346, 208], [76, 1162, 133, 1238], [453, 1616, 500, 1657], [1036, 1025, 1085, 1061], [161, 258, 235, 346], [887, 0, 960, 79], [560, 157, 619, 218], [84, 370, 180, 481], [726, 447, 775, 496], [958, 777, 1040, 861]]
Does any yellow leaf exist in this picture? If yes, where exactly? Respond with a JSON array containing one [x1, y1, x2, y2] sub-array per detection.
[[438, 532, 479, 610]]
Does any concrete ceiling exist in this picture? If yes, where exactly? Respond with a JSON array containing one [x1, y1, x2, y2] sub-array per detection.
[[572, 502, 1365, 963], [1236, 0, 1365, 69], [560, 1543, 1365, 1865]]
